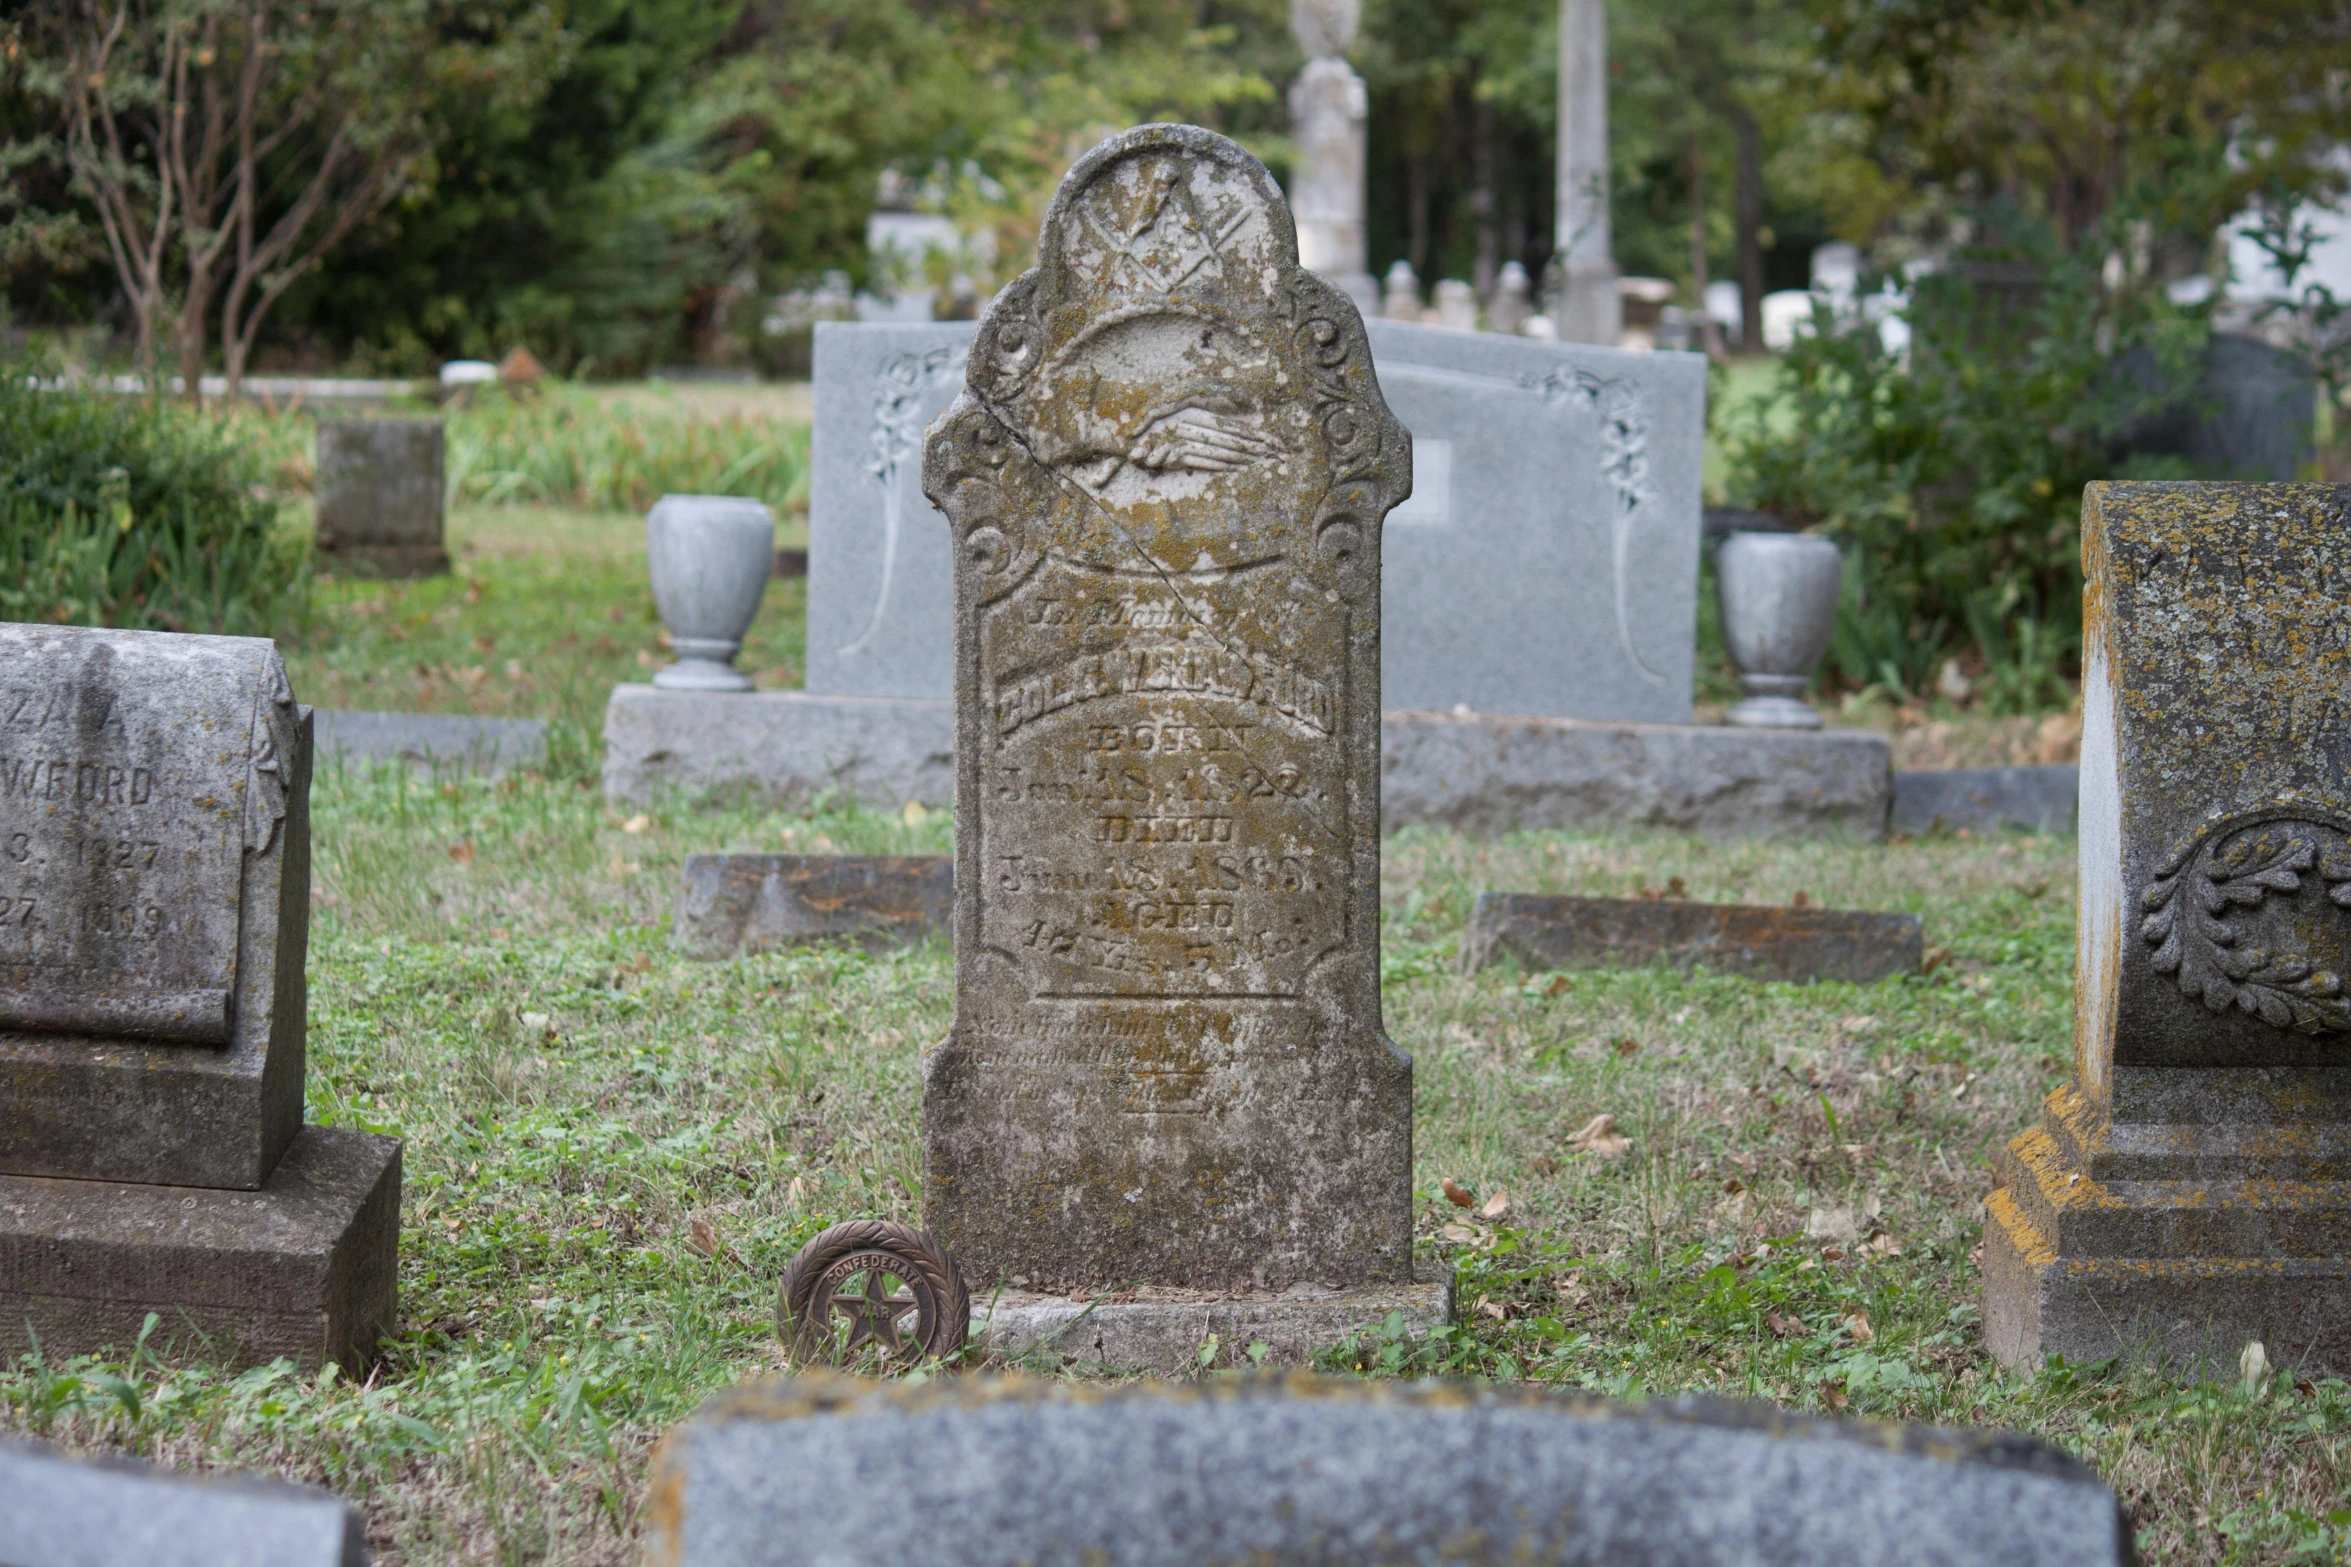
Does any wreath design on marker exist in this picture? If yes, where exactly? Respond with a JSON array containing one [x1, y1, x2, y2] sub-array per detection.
[[2141, 802, 2351, 1034]]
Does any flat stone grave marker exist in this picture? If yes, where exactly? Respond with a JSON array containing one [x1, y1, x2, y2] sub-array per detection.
[[1986, 482, 2351, 1376], [0, 623, 400, 1372], [917, 123, 1439, 1351], [802, 319, 1702, 722], [0, 1437, 367, 1567], [313, 417, 447, 578], [674, 854, 952, 958], [1461, 891, 1922, 985], [645, 1373, 2135, 1567]]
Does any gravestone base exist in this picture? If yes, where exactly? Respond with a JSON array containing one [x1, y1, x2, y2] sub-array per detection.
[[973, 1275, 1452, 1375], [603, 686, 955, 811], [1985, 1075, 2351, 1377], [0, 1126, 402, 1374], [316, 541, 450, 579]]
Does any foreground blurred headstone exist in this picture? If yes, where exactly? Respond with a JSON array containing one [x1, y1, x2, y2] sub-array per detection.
[[643, 1374, 2135, 1567], [915, 124, 1438, 1358], [1986, 483, 2351, 1375], [313, 417, 446, 578], [0, 625, 400, 1372], [1461, 892, 1922, 984], [0, 1437, 366, 1567], [675, 855, 951, 958]]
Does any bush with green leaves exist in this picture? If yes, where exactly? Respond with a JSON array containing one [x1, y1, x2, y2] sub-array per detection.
[[0, 368, 306, 636], [1724, 237, 2209, 713]]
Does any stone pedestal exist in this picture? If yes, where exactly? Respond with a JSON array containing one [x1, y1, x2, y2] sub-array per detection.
[[1986, 483, 2351, 1376], [314, 418, 447, 578]]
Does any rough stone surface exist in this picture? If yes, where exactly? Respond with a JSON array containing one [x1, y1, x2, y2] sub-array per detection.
[[0, 1437, 367, 1567], [1381, 708, 1891, 840], [675, 854, 951, 958], [1461, 892, 1921, 985], [0, 625, 310, 1189], [313, 418, 447, 577], [1363, 319, 1704, 723], [1895, 765, 2078, 835], [794, 321, 1703, 724], [642, 1373, 2134, 1567], [314, 709, 546, 777], [918, 125, 1413, 1293], [1987, 483, 2351, 1376], [602, 687, 954, 810], [0, 1124, 401, 1373], [972, 1278, 1449, 1374]]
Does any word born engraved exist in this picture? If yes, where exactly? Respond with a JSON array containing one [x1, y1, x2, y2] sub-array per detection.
[[2140, 800, 2351, 1035]]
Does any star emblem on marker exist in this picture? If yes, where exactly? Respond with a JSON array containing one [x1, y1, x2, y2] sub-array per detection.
[[826, 1260, 922, 1356]]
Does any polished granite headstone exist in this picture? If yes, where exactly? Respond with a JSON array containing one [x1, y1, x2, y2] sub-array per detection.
[[1986, 483, 2351, 1375], [0, 625, 399, 1371]]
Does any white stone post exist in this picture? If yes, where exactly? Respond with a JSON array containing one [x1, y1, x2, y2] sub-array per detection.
[[1554, 0, 1621, 344], [1289, 0, 1378, 315]]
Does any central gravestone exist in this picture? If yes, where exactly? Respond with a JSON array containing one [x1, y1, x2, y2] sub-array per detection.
[[920, 125, 1413, 1297]]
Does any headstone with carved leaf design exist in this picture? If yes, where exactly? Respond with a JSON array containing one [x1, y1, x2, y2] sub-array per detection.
[[1986, 483, 2351, 1377], [917, 124, 1423, 1305], [0, 624, 400, 1373]]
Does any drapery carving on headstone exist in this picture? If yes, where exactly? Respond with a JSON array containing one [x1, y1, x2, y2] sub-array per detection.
[[920, 124, 1413, 1292]]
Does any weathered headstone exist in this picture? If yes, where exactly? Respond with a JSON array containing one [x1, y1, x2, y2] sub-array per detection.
[[645, 1373, 2136, 1567], [313, 418, 447, 577], [0, 624, 400, 1372], [0, 1437, 367, 1567], [1461, 892, 1922, 984], [918, 125, 1417, 1305], [675, 854, 951, 958], [1986, 482, 2351, 1375]]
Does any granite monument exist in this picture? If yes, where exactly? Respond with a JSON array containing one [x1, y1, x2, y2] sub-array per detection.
[[313, 417, 447, 578]]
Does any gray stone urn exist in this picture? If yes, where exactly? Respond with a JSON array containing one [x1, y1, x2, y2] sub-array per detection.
[[1716, 530, 1842, 729], [646, 495, 775, 692]]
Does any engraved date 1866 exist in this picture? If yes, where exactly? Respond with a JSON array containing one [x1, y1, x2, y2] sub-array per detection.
[[2142, 804, 2351, 1034]]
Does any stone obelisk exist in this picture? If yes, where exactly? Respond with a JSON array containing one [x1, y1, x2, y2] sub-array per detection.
[[1554, 0, 1621, 344], [1288, 0, 1378, 318]]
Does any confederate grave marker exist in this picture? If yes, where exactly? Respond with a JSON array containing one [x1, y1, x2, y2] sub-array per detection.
[[918, 125, 1419, 1300], [0, 624, 399, 1371], [313, 417, 447, 578], [1986, 483, 2351, 1374]]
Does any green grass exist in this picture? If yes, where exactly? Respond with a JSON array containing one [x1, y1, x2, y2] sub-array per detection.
[[5, 778, 2350, 1562]]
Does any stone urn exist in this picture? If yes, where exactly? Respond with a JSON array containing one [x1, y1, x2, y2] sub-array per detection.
[[646, 495, 775, 693], [1716, 530, 1843, 729]]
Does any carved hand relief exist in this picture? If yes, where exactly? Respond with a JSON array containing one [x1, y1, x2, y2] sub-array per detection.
[[2141, 802, 2351, 1034], [922, 125, 1407, 1004]]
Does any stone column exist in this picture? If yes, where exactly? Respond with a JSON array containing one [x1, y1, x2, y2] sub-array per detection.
[[1289, 0, 1378, 317], [1554, 0, 1621, 344], [1985, 482, 2351, 1377], [920, 125, 1415, 1301]]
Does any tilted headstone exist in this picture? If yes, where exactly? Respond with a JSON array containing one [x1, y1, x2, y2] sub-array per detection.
[[918, 124, 1412, 1293], [645, 1374, 2135, 1567], [0, 1438, 367, 1567], [804, 319, 1702, 723], [1986, 482, 2351, 1375], [0, 624, 400, 1372], [1461, 892, 1922, 985], [313, 418, 447, 577], [674, 854, 951, 958]]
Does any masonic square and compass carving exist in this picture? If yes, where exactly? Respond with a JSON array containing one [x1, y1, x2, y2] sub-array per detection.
[[918, 124, 1415, 1292]]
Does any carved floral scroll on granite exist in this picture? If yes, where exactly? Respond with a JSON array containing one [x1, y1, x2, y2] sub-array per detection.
[[2142, 800, 2351, 1034]]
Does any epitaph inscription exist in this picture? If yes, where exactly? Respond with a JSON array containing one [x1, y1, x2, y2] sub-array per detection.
[[0, 626, 296, 1044], [920, 125, 1413, 1291]]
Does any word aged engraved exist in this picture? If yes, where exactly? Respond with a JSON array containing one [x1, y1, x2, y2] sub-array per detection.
[[920, 125, 1414, 1294], [2140, 802, 2351, 1035]]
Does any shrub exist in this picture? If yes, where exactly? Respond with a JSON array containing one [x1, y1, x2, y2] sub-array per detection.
[[0, 366, 307, 636], [1724, 232, 2209, 713], [445, 382, 810, 515]]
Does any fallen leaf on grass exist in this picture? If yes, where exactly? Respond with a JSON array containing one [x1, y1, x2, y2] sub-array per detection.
[[1765, 1310, 1810, 1339], [1611, 1038, 1641, 1058], [1552, 1274, 1588, 1305], [1441, 1177, 1475, 1208], [621, 813, 653, 834], [1843, 1312, 1874, 1344], [1721, 1177, 1746, 1195], [1791, 889, 1811, 908], [1439, 1222, 1480, 1244], [1544, 973, 1571, 997], [1479, 1187, 1510, 1220], [1568, 1114, 1631, 1158], [447, 839, 475, 863], [901, 799, 929, 826], [1865, 1233, 1904, 1258], [1821, 1383, 1849, 1413], [1531, 1155, 1562, 1176], [1805, 1204, 1859, 1243], [1477, 1298, 1509, 1322], [687, 1217, 742, 1268]]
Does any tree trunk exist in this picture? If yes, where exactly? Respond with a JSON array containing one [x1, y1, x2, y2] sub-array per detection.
[[1729, 99, 1765, 356], [1471, 93, 1498, 301], [1689, 130, 1726, 360]]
